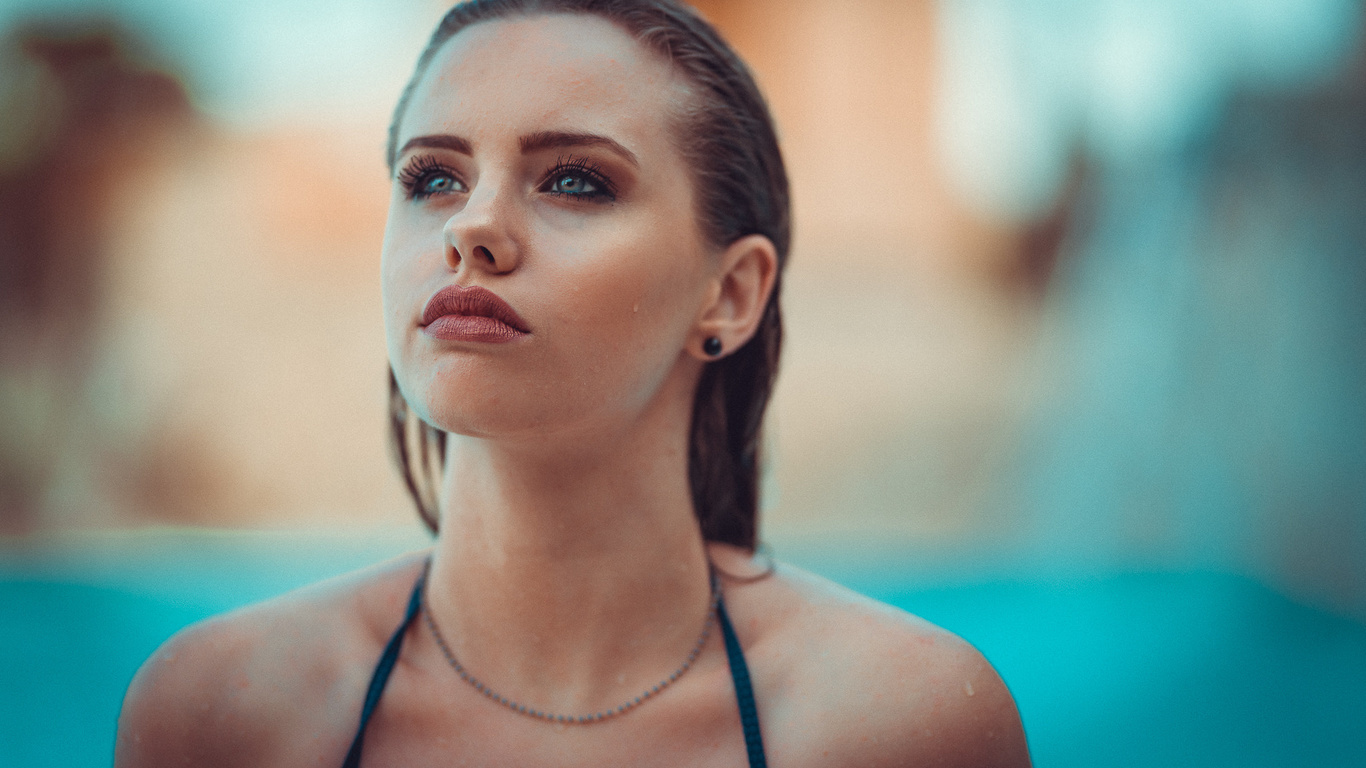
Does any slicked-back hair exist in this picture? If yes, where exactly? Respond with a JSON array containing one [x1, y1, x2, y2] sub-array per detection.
[[387, 0, 789, 551]]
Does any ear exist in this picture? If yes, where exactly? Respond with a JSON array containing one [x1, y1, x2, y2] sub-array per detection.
[[689, 234, 779, 361]]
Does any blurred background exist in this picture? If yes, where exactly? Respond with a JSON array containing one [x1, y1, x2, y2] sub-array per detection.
[[2, 0, 1365, 765]]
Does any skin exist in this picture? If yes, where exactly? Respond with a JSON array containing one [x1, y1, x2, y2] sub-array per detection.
[[115, 14, 1030, 768]]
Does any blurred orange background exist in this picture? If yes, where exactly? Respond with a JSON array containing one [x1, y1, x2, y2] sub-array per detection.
[[2, 0, 1364, 621]]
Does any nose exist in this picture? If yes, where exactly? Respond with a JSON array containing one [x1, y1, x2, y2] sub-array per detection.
[[442, 180, 522, 275]]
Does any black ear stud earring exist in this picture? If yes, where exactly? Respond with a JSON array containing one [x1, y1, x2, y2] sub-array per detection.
[[703, 337, 723, 357]]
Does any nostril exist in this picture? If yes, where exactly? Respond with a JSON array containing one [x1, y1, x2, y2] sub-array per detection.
[[474, 246, 495, 264]]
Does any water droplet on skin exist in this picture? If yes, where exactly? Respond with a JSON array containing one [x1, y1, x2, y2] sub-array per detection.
[[964, 681, 975, 696]]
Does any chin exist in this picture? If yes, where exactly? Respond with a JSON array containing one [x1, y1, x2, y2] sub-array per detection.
[[403, 370, 535, 440], [402, 366, 588, 443], [422, 395, 551, 440], [393, 334, 684, 443]]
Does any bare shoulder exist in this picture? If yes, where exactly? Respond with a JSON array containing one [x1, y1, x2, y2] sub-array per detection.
[[709, 544, 1031, 768], [114, 550, 430, 768]]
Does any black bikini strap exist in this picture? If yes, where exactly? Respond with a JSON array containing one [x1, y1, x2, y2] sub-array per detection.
[[341, 565, 427, 768], [341, 567, 767, 768], [717, 596, 769, 768]]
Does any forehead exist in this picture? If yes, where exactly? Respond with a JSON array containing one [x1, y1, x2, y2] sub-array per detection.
[[400, 14, 686, 151]]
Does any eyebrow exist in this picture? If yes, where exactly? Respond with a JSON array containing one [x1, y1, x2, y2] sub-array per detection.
[[398, 134, 473, 157], [397, 131, 639, 168], [520, 130, 639, 168]]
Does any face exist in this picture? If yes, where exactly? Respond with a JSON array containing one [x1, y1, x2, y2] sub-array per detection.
[[383, 14, 712, 442]]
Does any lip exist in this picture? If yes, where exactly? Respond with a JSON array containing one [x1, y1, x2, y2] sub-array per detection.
[[420, 285, 530, 343]]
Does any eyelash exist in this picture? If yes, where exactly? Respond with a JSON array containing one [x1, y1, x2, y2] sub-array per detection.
[[540, 155, 617, 201], [397, 155, 460, 200], [395, 154, 618, 202]]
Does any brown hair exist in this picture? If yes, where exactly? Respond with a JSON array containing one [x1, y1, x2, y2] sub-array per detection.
[[387, 0, 789, 551]]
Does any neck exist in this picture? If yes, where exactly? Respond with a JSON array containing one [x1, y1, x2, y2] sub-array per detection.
[[423, 380, 715, 714]]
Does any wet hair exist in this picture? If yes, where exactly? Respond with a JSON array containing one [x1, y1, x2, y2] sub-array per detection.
[[387, 0, 789, 551]]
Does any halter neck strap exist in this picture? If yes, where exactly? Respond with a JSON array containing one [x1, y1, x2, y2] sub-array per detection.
[[717, 594, 769, 767], [340, 564, 426, 768], [340, 561, 768, 766]]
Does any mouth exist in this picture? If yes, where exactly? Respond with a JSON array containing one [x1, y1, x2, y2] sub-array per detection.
[[420, 285, 530, 343]]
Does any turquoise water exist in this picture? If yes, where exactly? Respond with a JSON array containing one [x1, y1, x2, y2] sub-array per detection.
[[3, 534, 1364, 768]]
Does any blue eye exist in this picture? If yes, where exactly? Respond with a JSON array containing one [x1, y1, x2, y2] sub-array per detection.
[[542, 157, 615, 201], [421, 174, 456, 196], [397, 156, 464, 200], [550, 173, 598, 195]]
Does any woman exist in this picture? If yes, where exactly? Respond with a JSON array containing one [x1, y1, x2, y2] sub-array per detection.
[[115, 1, 1031, 765]]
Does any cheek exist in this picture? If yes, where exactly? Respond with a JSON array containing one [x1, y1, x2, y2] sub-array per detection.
[[381, 204, 441, 382], [535, 215, 705, 384], [380, 221, 409, 360]]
